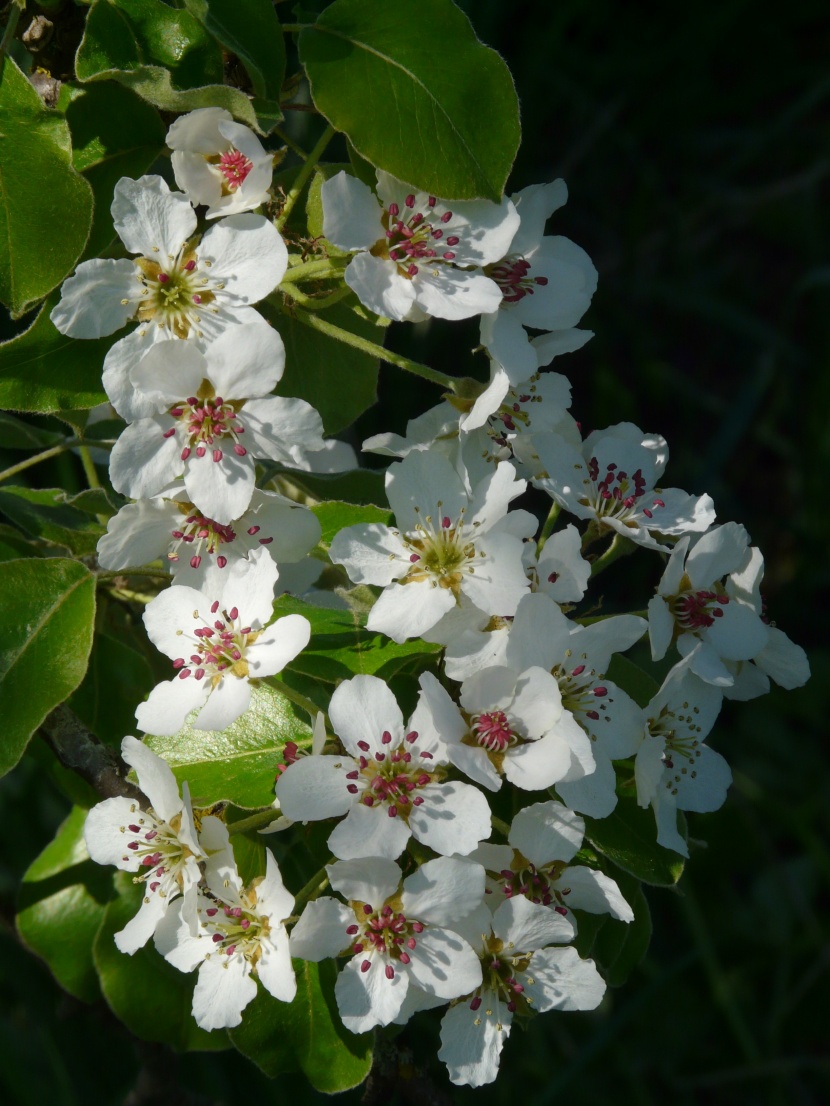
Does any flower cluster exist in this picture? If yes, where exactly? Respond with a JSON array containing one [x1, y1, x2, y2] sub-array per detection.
[[71, 109, 809, 1089]]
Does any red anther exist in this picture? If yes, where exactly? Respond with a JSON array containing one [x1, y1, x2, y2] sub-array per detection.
[[158, 272, 169, 283], [211, 600, 220, 613], [212, 449, 223, 462], [357, 740, 370, 752], [181, 446, 191, 461], [409, 553, 420, 562], [247, 525, 260, 535], [442, 516, 451, 528], [258, 536, 273, 545], [388, 202, 399, 217], [385, 964, 395, 979], [193, 295, 202, 304], [441, 211, 452, 222], [442, 251, 456, 260], [346, 924, 359, 935], [196, 446, 206, 457], [363, 904, 373, 915], [555, 905, 569, 916], [190, 555, 201, 569], [172, 658, 185, 669], [411, 921, 424, 933], [593, 686, 608, 697], [194, 669, 205, 680], [571, 664, 585, 676], [179, 668, 191, 679], [470, 995, 482, 1011], [388, 806, 398, 818], [184, 259, 196, 271], [586, 709, 600, 720], [217, 556, 227, 568], [361, 960, 371, 973], [405, 194, 415, 208], [233, 444, 247, 456], [347, 784, 358, 794], [162, 427, 176, 438], [382, 730, 392, 744]]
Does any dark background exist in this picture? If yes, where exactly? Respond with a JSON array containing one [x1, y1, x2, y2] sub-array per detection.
[[1, 1, 828, 1103]]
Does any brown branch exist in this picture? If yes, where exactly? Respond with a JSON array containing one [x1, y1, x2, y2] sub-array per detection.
[[39, 705, 143, 802]]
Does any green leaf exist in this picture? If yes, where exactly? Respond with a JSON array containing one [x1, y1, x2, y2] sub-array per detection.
[[70, 632, 156, 739], [299, 0, 520, 201], [606, 653, 661, 709], [306, 163, 351, 254], [65, 81, 167, 260], [0, 291, 111, 414], [276, 594, 440, 683], [0, 58, 94, 316], [76, 0, 269, 132], [277, 467, 386, 508], [145, 682, 312, 808], [266, 301, 381, 435], [312, 500, 392, 546], [16, 807, 115, 1003], [93, 871, 229, 1051], [0, 558, 95, 778], [583, 794, 685, 887], [229, 960, 372, 1092], [182, 0, 286, 131], [0, 486, 105, 555], [593, 874, 652, 988], [0, 412, 63, 450], [0, 522, 39, 562]]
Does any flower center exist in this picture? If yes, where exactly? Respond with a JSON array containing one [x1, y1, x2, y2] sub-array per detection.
[[172, 600, 261, 684], [163, 392, 249, 466], [373, 193, 460, 278], [132, 246, 219, 340], [579, 457, 665, 527], [466, 936, 535, 1022], [472, 710, 516, 752], [494, 855, 570, 914], [118, 804, 188, 896], [345, 729, 437, 820], [201, 895, 267, 961], [346, 902, 425, 978], [217, 148, 253, 190], [554, 658, 610, 726], [647, 704, 705, 777], [486, 254, 548, 303], [168, 507, 237, 571], [401, 505, 479, 597], [670, 587, 729, 630]]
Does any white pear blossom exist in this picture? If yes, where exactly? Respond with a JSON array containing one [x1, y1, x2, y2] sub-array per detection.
[[437, 898, 605, 1087], [520, 422, 715, 550], [648, 522, 764, 686], [97, 486, 321, 587], [636, 662, 729, 856], [533, 524, 592, 603], [136, 549, 310, 735], [108, 330, 325, 524], [479, 179, 598, 384], [84, 736, 211, 953], [276, 674, 490, 860], [167, 107, 273, 218], [51, 176, 288, 396], [290, 856, 485, 1033], [330, 453, 536, 643], [365, 370, 581, 487], [414, 666, 594, 794], [471, 801, 633, 926], [321, 169, 519, 321], [155, 833, 296, 1030]]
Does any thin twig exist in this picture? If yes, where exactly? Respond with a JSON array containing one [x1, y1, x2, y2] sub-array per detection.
[[39, 704, 143, 802]]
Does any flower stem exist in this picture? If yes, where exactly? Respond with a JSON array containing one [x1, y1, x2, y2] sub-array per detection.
[[288, 306, 458, 390], [491, 815, 512, 839], [0, 0, 24, 61], [280, 257, 348, 284], [276, 123, 336, 231], [282, 284, 354, 312], [272, 126, 309, 160], [536, 501, 561, 554], [0, 439, 81, 485], [590, 533, 633, 577], [228, 808, 283, 836], [294, 865, 332, 911], [265, 675, 324, 725]]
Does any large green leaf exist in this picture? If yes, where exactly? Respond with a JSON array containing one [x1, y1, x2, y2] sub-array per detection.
[[312, 501, 392, 546], [16, 807, 115, 1003], [76, 0, 270, 132], [93, 871, 229, 1051], [276, 594, 440, 683], [266, 301, 381, 435], [583, 794, 685, 887], [229, 959, 372, 1092], [0, 558, 96, 778], [70, 632, 157, 741], [65, 82, 166, 260], [0, 291, 112, 413], [0, 412, 63, 450], [144, 683, 312, 808], [0, 486, 105, 556], [182, 0, 286, 130], [299, 0, 520, 200], [0, 58, 94, 316]]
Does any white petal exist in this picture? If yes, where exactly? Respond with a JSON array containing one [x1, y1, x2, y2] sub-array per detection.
[[108, 420, 181, 500], [154, 896, 213, 971], [559, 866, 633, 921], [328, 802, 411, 861], [492, 895, 573, 951], [199, 213, 287, 303], [402, 856, 484, 926], [321, 172, 383, 249], [438, 992, 508, 1087], [136, 676, 210, 736], [275, 755, 355, 821], [508, 667, 564, 740], [50, 259, 138, 338], [329, 523, 409, 586], [329, 675, 404, 757], [84, 796, 143, 870], [531, 326, 593, 368], [290, 897, 354, 960], [102, 327, 165, 419], [327, 856, 402, 906], [192, 953, 257, 1030], [194, 675, 251, 731], [111, 175, 196, 258], [415, 268, 502, 321], [336, 953, 408, 1032], [242, 397, 326, 464], [449, 744, 502, 792], [114, 887, 171, 953], [480, 310, 537, 380], [753, 625, 810, 689], [406, 927, 483, 999], [344, 252, 416, 320], [556, 755, 619, 818], [257, 929, 297, 1003], [686, 521, 750, 587], [672, 745, 731, 813], [508, 800, 584, 867], [121, 735, 182, 822], [524, 946, 606, 1012], [202, 311, 285, 394], [409, 781, 491, 857], [704, 601, 769, 661]]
